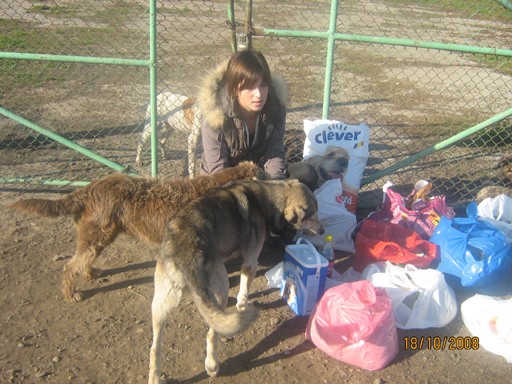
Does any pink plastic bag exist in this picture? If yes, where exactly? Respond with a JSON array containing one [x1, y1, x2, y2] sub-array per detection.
[[305, 280, 398, 371], [368, 181, 455, 239]]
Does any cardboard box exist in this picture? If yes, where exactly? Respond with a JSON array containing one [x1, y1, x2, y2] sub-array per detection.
[[281, 240, 328, 316]]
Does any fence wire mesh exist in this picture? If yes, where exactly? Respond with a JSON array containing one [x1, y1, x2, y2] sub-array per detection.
[[1, 0, 510, 214]]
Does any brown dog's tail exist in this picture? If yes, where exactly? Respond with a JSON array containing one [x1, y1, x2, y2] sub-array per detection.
[[10, 194, 84, 218], [192, 290, 259, 337]]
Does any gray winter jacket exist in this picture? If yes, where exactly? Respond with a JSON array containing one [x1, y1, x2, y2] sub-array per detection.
[[197, 60, 288, 179]]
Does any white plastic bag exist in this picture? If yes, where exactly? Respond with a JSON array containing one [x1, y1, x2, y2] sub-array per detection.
[[298, 179, 356, 253], [265, 262, 283, 289], [461, 294, 512, 363], [361, 262, 457, 329], [324, 267, 365, 291], [477, 194, 512, 241]]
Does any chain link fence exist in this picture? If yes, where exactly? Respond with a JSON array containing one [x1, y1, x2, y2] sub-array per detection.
[[1, 0, 511, 214]]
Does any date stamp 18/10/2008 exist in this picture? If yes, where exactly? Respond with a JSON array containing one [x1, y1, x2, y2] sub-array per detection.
[[404, 336, 480, 351]]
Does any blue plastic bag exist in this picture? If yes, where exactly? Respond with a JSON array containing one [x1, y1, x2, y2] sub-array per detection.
[[429, 203, 512, 294]]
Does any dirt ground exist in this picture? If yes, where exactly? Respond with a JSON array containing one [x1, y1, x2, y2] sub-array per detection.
[[1, 188, 512, 384], [2, 1, 512, 383]]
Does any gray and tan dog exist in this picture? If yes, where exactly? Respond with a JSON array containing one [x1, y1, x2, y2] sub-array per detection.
[[10, 162, 267, 302], [148, 179, 323, 384]]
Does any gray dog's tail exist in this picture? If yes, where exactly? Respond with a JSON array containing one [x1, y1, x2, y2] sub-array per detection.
[[10, 194, 84, 218], [192, 291, 259, 336]]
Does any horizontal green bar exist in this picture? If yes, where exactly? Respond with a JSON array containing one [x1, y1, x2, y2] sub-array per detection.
[[258, 28, 512, 56], [361, 107, 512, 185], [0, 51, 150, 66], [0, 106, 137, 175], [0, 177, 90, 187]]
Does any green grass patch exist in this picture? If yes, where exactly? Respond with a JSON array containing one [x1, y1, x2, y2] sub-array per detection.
[[0, 29, 32, 50], [0, 20, 143, 53], [27, 4, 80, 17], [473, 53, 512, 76], [0, 60, 65, 88], [25, 0, 147, 25], [384, 0, 512, 22], [158, 6, 194, 16], [93, 2, 147, 22]]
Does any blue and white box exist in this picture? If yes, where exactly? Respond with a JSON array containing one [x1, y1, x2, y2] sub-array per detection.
[[281, 238, 328, 316]]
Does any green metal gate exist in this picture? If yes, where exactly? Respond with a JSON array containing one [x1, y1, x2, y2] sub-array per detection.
[[1, 0, 510, 211]]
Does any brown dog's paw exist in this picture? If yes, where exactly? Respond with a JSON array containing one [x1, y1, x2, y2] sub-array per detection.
[[84, 267, 103, 281], [64, 291, 83, 303]]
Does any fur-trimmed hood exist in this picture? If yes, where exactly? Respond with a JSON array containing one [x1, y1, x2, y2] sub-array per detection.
[[197, 59, 288, 131]]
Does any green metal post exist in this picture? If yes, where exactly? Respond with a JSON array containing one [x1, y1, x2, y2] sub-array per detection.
[[228, 0, 237, 52], [245, 0, 253, 50], [322, 0, 338, 119], [149, 0, 159, 177]]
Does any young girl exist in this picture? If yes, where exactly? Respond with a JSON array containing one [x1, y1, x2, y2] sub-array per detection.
[[198, 50, 288, 179]]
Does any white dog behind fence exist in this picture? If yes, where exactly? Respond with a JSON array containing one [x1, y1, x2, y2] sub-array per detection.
[[135, 92, 201, 177]]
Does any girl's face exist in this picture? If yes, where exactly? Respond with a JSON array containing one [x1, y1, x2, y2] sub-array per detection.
[[237, 76, 269, 114]]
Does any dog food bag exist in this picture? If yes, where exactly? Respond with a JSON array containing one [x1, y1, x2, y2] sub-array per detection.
[[281, 238, 328, 316], [303, 119, 370, 213]]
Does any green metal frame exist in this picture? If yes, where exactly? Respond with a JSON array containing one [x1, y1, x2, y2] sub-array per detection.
[[0, 0, 159, 186], [248, 0, 512, 186], [0, 0, 511, 187]]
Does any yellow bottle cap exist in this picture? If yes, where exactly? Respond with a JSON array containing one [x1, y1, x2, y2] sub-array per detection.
[[325, 234, 333, 242]]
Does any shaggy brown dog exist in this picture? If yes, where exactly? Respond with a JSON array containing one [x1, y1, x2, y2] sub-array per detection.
[[10, 162, 267, 302]]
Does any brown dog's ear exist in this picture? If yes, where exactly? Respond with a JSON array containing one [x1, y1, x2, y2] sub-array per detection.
[[284, 206, 305, 226]]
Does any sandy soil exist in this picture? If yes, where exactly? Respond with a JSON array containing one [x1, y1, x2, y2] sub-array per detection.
[[1, 188, 512, 384]]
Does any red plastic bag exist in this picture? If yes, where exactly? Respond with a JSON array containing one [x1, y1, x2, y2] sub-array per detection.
[[305, 280, 398, 371], [354, 219, 438, 272]]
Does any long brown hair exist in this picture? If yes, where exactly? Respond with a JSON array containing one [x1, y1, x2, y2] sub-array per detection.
[[226, 51, 271, 100]]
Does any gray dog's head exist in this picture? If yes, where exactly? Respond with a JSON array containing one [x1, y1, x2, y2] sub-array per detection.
[[282, 180, 324, 237]]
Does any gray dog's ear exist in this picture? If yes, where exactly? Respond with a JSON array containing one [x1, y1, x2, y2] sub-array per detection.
[[284, 206, 305, 226], [273, 213, 286, 230]]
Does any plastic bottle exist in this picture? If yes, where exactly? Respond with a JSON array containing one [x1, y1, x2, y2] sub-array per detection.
[[321, 234, 335, 278]]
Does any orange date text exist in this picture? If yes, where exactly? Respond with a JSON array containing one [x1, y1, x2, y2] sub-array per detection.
[[403, 336, 479, 351]]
